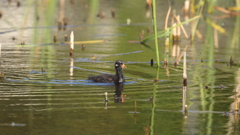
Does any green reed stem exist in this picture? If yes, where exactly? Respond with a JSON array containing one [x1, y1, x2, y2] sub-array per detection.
[[152, 0, 160, 67], [150, 66, 159, 135], [150, 85, 157, 135], [150, 1, 159, 133], [191, 0, 204, 41]]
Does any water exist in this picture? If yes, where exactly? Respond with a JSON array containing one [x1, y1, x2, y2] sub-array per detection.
[[0, 0, 240, 135]]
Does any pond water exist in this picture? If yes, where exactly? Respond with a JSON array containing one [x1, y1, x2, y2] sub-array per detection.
[[0, 0, 240, 135]]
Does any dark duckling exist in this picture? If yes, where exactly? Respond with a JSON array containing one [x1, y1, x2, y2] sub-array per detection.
[[88, 60, 127, 83]]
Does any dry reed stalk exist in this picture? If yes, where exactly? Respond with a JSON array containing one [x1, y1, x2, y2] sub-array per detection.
[[172, 40, 177, 57], [190, 0, 195, 17], [213, 22, 219, 48], [104, 92, 108, 109], [183, 0, 190, 15], [215, 6, 240, 15], [182, 86, 187, 116], [176, 16, 181, 39], [235, 92, 239, 111], [172, 22, 181, 41], [165, 37, 169, 53], [171, 42, 180, 60], [165, 1, 171, 30], [164, 58, 168, 67], [195, 29, 203, 40], [70, 58, 73, 76], [70, 31, 74, 57], [184, 104, 188, 116], [53, 34, 57, 43], [182, 52, 187, 115], [82, 44, 86, 51], [60, 0, 65, 21], [171, 9, 176, 26], [176, 45, 189, 62], [64, 34, 68, 42], [58, 21, 62, 30], [147, 27, 150, 33], [183, 52, 187, 86], [105, 92, 108, 101], [134, 101, 137, 113], [174, 14, 189, 38], [0, 44, 1, 59]]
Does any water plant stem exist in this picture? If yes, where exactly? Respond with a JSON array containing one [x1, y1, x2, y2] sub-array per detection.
[[191, 0, 204, 42], [152, 0, 160, 67], [150, 67, 159, 135]]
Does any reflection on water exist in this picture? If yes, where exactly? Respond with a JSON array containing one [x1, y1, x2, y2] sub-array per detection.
[[114, 83, 124, 103], [0, 0, 240, 135]]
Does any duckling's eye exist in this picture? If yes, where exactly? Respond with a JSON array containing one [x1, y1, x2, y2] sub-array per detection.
[[120, 63, 123, 65]]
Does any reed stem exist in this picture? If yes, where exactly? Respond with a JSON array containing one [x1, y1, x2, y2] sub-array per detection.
[[150, 66, 160, 135], [191, 1, 204, 42], [0, 44, 1, 60], [183, 52, 187, 79], [70, 31, 74, 56], [152, 0, 160, 66]]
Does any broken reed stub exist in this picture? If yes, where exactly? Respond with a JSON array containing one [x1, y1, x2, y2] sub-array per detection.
[[69, 31, 74, 57], [184, 105, 188, 113], [183, 0, 190, 16], [230, 56, 234, 65], [58, 21, 62, 31], [63, 17, 68, 30], [17, 0, 20, 7], [111, 9, 115, 18], [164, 58, 168, 67], [64, 34, 68, 42], [172, 22, 181, 42], [183, 52, 187, 87], [53, 34, 57, 43], [82, 44, 86, 51], [105, 92, 108, 102], [174, 62, 177, 67], [183, 52, 187, 78], [147, 27, 150, 34]]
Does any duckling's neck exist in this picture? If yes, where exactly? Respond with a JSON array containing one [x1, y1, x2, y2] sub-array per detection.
[[116, 68, 124, 83]]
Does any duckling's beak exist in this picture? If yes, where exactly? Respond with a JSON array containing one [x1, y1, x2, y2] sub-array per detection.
[[121, 64, 127, 68]]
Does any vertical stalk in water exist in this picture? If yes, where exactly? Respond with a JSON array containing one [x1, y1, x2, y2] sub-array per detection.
[[70, 31, 74, 57], [150, 66, 160, 135], [191, 0, 204, 42], [0, 44, 1, 60], [152, 0, 160, 67], [183, 52, 187, 114]]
